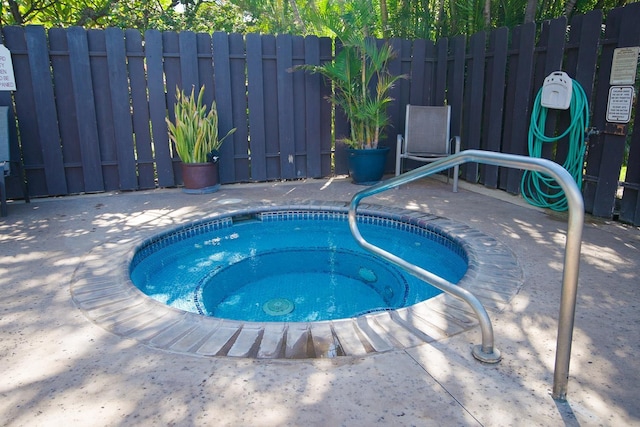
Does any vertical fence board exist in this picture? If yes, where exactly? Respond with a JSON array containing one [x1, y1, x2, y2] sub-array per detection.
[[434, 39, 448, 105], [276, 35, 296, 180], [422, 41, 436, 105], [526, 19, 568, 203], [145, 29, 174, 187], [229, 33, 250, 182], [319, 37, 333, 176], [176, 30, 199, 179], [619, 4, 640, 223], [462, 31, 486, 182], [499, 28, 520, 190], [591, 3, 640, 217], [396, 39, 413, 118], [561, 10, 602, 170], [196, 33, 217, 173], [3, 27, 46, 197], [387, 38, 404, 147], [386, 38, 404, 171], [448, 35, 466, 141], [179, 31, 198, 90], [620, 92, 640, 224], [533, 18, 567, 165], [67, 27, 105, 192], [333, 42, 349, 176], [528, 21, 564, 204], [197, 32, 216, 179], [5, 27, 43, 196], [261, 35, 282, 179], [25, 26, 68, 195], [212, 32, 234, 183], [126, 29, 155, 190], [569, 10, 602, 102], [291, 36, 307, 178], [49, 28, 83, 194], [566, 11, 604, 209], [105, 27, 138, 190], [583, 9, 622, 214], [246, 33, 267, 181], [303, 36, 322, 178], [502, 22, 536, 194], [409, 39, 427, 106], [479, 27, 508, 188], [196, 33, 215, 98], [163, 31, 182, 181], [87, 29, 119, 191]]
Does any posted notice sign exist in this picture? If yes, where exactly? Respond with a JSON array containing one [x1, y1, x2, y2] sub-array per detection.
[[610, 47, 639, 85], [606, 86, 635, 123], [0, 45, 16, 91]]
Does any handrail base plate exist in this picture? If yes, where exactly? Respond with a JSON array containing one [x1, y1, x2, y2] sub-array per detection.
[[472, 345, 502, 364]]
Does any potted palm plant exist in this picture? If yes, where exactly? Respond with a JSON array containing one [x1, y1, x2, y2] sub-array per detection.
[[166, 85, 235, 193], [300, 0, 405, 184]]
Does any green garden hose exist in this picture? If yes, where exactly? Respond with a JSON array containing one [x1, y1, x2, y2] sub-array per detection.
[[521, 79, 589, 211]]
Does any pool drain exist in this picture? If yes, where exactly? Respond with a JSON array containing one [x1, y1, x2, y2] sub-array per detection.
[[263, 298, 294, 316]]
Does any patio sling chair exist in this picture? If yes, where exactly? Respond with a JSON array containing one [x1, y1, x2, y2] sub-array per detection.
[[1, 106, 29, 217], [395, 105, 461, 192]]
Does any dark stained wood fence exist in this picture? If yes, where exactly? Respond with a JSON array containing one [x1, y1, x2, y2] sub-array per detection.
[[2, 3, 640, 224]]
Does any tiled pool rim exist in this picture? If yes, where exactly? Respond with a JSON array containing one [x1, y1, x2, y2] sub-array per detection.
[[71, 201, 523, 359]]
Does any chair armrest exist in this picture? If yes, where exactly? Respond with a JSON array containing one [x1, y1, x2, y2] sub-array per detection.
[[396, 134, 405, 157]]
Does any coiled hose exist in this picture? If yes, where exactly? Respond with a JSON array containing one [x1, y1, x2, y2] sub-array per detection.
[[520, 79, 589, 211]]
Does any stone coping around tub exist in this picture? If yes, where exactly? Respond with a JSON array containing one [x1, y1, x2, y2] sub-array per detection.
[[70, 201, 523, 359]]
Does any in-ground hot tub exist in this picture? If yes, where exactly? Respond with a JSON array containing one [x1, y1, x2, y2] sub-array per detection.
[[71, 202, 523, 359], [129, 208, 468, 322]]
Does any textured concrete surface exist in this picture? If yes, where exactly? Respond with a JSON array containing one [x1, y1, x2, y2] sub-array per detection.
[[1, 176, 639, 426]]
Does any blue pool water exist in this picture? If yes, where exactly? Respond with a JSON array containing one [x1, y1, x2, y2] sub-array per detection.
[[130, 211, 467, 322]]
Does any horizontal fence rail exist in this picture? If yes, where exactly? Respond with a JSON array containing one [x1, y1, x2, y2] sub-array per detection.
[[1, 3, 639, 223]]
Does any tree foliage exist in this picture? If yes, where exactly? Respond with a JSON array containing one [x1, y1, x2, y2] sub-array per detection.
[[299, 0, 406, 148], [1, 0, 636, 38], [1, 0, 248, 32]]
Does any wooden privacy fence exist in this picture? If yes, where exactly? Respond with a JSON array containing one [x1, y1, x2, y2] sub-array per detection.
[[1, 3, 640, 224]]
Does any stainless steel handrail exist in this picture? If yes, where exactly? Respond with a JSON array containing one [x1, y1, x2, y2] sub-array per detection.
[[348, 149, 583, 401]]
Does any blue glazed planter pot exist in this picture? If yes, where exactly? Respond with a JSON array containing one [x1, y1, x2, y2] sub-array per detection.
[[347, 147, 390, 185]]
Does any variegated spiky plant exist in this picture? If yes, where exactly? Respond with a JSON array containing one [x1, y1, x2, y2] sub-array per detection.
[[166, 85, 236, 163]]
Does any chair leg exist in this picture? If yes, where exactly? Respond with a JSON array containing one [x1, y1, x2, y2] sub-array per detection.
[[395, 135, 403, 176], [16, 160, 30, 204], [452, 136, 461, 193], [1, 174, 7, 217], [453, 165, 459, 193]]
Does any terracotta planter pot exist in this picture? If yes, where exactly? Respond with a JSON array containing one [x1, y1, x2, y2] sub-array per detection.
[[181, 162, 220, 194], [347, 147, 390, 185]]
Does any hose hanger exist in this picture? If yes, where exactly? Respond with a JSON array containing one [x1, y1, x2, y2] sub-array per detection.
[[521, 72, 590, 212]]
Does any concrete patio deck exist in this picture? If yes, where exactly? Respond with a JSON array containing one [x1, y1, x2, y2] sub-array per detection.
[[1, 177, 638, 426]]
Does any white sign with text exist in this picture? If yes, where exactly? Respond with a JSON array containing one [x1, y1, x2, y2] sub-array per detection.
[[0, 45, 17, 91], [606, 86, 635, 123], [610, 47, 639, 85]]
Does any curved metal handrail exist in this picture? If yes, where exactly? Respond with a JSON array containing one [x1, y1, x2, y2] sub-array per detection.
[[348, 149, 583, 401]]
